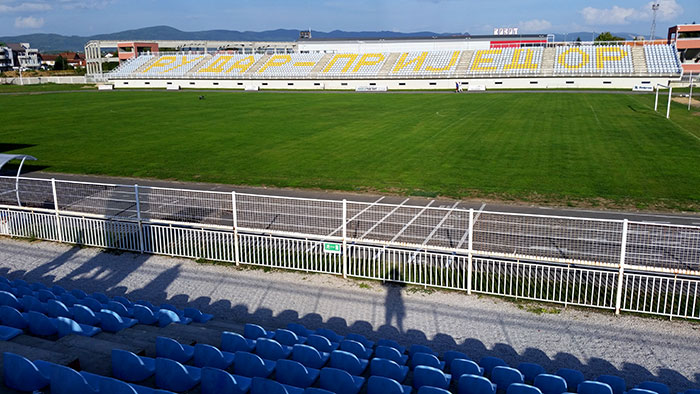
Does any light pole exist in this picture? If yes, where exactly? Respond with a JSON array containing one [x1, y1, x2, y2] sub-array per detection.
[[650, 3, 660, 41]]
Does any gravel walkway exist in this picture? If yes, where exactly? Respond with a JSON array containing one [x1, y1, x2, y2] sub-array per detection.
[[1, 237, 698, 391]]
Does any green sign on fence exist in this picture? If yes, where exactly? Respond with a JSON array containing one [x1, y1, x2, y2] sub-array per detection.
[[324, 243, 342, 254]]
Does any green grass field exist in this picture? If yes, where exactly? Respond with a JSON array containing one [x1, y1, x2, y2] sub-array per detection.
[[1, 90, 699, 211], [0, 83, 95, 93]]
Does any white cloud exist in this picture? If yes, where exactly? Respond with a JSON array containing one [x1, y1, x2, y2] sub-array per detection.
[[580, 0, 683, 26], [519, 19, 552, 33], [0, 2, 51, 13], [58, 0, 113, 10], [14, 15, 44, 28]]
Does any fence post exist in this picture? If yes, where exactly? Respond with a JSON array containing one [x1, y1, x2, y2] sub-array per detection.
[[342, 199, 347, 279], [232, 191, 240, 266], [467, 208, 474, 295], [615, 219, 629, 315], [51, 178, 63, 243], [134, 184, 144, 253]]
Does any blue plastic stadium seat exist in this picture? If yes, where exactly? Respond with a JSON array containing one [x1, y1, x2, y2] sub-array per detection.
[[26, 310, 58, 336], [0, 305, 28, 329], [201, 367, 252, 394], [156, 336, 195, 363], [113, 296, 134, 308], [194, 343, 235, 369], [340, 339, 373, 359], [370, 357, 409, 382], [329, 350, 368, 375], [276, 328, 307, 346], [222, 331, 257, 352], [276, 359, 320, 388], [452, 358, 484, 377], [307, 334, 340, 353], [0, 325, 22, 340], [72, 304, 101, 325], [556, 369, 585, 392], [316, 328, 344, 343], [376, 345, 409, 365], [319, 367, 364, 394], [20, 295, 48, 314], [106, 300, 133, 318], [112, 349, 156, 382], [132, 304, 159, 325], [71, 289, 88, 299], [637, 382, 670, 394], [234, 351, 276, 378], [409, 344, 438, 358], [534, 374, 568, 394], [14, 286, 35, 298], [159, 304, 192, 323], [683, 391, 700, 394], [445, 350, 469, 369], [50, 363, 99, 394], [184, 307, 213, 323], [413, 365, 451, 389], [596, 375, 626, 394], [251, 376, 304, 394], [418, 387, 453, 394], [256, 338, 293, 360], [377, 338, 406, 354], [412, 352, 445, 370], [288, 322, 315, 338], [30, 282, 48, 291], [3, 353, 52, 391], [628, 390, 657, 394], [518, 363, 546, 384], [367, 375, 412, 394], [51, 285, 67, 295], [91, 292, 110, 304], [492, 366, 525, 392], [292, 343, 330, 369], [480, 356, 508, 378], [135, 300, 158, 312], [0, 282, 12, 293], [55, 316, 101, 338], [636, 381, 671, 394], [37, 289, 57, 302], [155, 357, 201, 392], [346, 333, 374, 349], [579, 381, 613, 394], [59, 292, 80, 307], [158, 309, 190, 327], [507, 383, 544, 394], [99, 309, 137, 333], [245, 323, 275, 340], [80, 297, 107, 313], [458, 374, 497, 394], [91, 373, 174, 394], [47, 299, 73, 318], [0, 276, 9, 285], [305, 389, 335, 394], [12, 279, 30, 288]]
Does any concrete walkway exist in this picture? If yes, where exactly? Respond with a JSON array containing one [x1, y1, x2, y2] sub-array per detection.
[[0, 237, 698, 391]]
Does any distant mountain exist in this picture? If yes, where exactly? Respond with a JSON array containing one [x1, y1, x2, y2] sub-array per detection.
[[0, 25, 465, 53]]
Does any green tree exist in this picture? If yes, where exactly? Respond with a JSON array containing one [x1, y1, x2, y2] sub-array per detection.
[[595, 32, 625, 43], [53, 55, 67, 70]]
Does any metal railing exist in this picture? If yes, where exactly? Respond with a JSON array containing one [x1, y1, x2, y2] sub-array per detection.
[[0, 176, 699, 319]]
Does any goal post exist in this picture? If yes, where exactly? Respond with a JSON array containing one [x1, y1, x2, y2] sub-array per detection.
[[654, 84, 672, 119]]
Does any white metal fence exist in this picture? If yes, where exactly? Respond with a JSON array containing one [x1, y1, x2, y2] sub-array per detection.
[[0, 176, 699, 320]]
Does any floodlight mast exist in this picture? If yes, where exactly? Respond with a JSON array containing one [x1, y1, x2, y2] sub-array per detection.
[[650, 3, 660, 40]]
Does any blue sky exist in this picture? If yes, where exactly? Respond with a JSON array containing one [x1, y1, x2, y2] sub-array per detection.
[[0, 0, 697, 37]]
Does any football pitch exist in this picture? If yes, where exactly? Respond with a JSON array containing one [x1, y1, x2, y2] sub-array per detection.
[[1, 90, 699, 211]]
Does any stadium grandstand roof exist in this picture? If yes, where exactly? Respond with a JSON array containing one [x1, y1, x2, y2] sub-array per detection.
[[298, 33, 548, 42], [0, 154, 36, 176]]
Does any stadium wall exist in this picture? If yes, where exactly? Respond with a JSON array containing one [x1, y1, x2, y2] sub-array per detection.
[[110, 76, 673, 90]]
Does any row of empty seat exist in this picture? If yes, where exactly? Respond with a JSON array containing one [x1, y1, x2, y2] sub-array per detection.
[[2, 275, 696, 394], [108, 44, 682, 79]]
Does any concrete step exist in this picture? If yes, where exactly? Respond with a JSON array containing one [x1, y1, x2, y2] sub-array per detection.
[[186, 54, 213, 75], [455, 50, 474, 78], [378, 53, 400, 76], [121, 326, 197, 348], [541, 47, 556, 75], [308, 53, 334, 78], [243, 54, 271, 76], [134, 323, 221, 347], [631, 46, 648, 74], [194, 319, 245, 334], [11, 334, 111, 374]]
